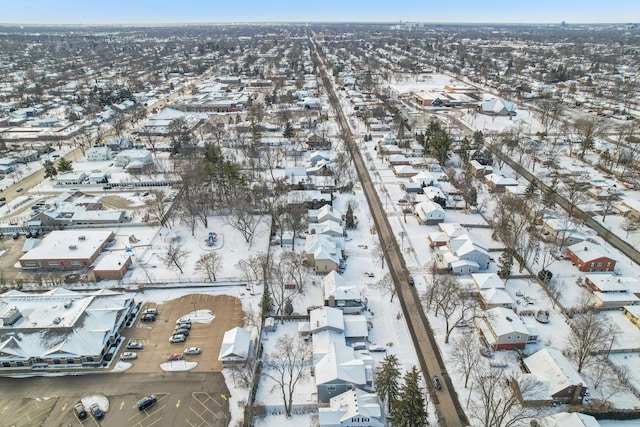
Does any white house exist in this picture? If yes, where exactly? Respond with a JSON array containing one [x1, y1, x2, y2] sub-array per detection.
[[114, 149, 152, 168], [318, 388, 385, 427], [85, 146, 113, 162], [540, 412, 600, 427], [475, 307, 529, 351], [56, 171, 86, 185], [415, 200, 445, 225]]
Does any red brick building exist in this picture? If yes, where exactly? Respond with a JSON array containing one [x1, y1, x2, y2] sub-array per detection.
[[566, 242, 616, 272]]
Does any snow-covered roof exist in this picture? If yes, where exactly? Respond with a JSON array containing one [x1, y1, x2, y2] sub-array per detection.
[[481, 288, 514, 306], [472, 273, 505, 290], [567, 242, 615, 261], [485, 173, 519, 186], [318, 388, 384, 427], [310, 307, 344, 333], [0, 288, 130, 360], [19, 230, 113, 263], [343, 315, 368, 339], [481, 98, 515, 114], [541, 411, 600, 427], [411, 171, 436, 186], [524, 348, 587, 397], [315, 343, 367, 387], [439, 223, 466, 238], [415, 200, 445, 220], [484, 307, 529, 337], [218, 327, 251, 361], [586, 274, 640, 294]]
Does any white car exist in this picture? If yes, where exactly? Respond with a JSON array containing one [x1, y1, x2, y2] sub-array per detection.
[[121, 352, 138, 360], [368, 344, 387, 352], [184, 347, 201, 355], [169, 334, 186, 343]]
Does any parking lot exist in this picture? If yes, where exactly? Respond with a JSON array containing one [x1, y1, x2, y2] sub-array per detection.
[[118, 293, 244, 373], [0, 372, 230, 427]]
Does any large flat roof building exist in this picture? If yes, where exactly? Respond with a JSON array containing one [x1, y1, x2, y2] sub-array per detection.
[[19, 230, 115, 269]]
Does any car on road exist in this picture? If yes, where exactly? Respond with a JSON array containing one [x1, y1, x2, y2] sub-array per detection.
[[89, 403, 104, 419], [127, 342, 144, 350], [408, 276, 415, 286], [174, 328, 190, 336], [73, 402, 87, 419], [141, 314, 156, 322], [184, 347, 201, 355], [137, 395, 157, 411], [169, 334, 186, 343], [16, 187, 23, 193], [433, 375, 442, 390], [167, 353, 185, 361], [368, 344, 386, 352], [120, 352, 138, 360]]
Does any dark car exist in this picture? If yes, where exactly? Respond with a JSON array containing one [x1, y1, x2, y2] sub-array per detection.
[[174, 328, 190, 336], [141, 314, 156, 322], [90, 403, 104, 419], [433, 375, 442, 390], [137, 394, 157, 411], [73, 402, 87, 419], [408, 276, 415, 286]]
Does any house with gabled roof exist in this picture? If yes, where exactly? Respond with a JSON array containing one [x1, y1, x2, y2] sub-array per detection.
[[415, 200, 445, 225], [516, 348, 588, 405], [475, 307, 529, 350], [485, 173, 519, 192], [315, 343, 370, 403], [304, 234, 342, 273], [393, 164, 418, 178], [322, 271, 365, 314], [318, 388, 385, 427], [471, 272, 506, 291]]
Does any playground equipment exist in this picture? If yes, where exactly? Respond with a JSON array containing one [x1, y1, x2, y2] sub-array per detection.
[[207, 232, 218, 247]]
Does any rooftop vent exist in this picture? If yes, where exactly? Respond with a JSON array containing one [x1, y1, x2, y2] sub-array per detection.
[[68, 244, 77, 250], [78, 235, 86, 240]]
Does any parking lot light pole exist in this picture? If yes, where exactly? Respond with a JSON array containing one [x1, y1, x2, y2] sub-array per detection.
[[191, 301, 197, 318]]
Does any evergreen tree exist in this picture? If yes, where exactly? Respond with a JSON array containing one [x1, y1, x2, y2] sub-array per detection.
[[375, 354, 401, 412], [56, 158, 73, 173], [388, 366, 428, 427], [43, 160, 58, 178], [261, 283, 274, 318], [497, 251, 514, 280], [345, 203, 356, 229], [282, 120, 295, 139]]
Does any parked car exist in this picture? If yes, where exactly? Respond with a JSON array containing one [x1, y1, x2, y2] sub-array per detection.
[[433, 376, 442, 390], [368, 344, 387, 352], [173, 328, 190, 336], [137, 395, 157, 411], [144, 308, 158, 315], [167, 353, 184, 361], [350, 342, 367, 350], [120, 352, 138, 360], [141, 314, 156, 322], [127, 342, 144, 350], [175, 321, 191, 329], [73, 402, 87, 419], [169, 334, 186, 343], [176, 318, 191, 325], [89, 403, 104, 419], [184, 347, 201, 355]]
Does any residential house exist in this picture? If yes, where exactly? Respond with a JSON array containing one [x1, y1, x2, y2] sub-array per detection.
[[471, 272, 506, 291], [86, 146, 113, 161], [515, 348, 588, 405], [480, 287, 515, 309], [485, 173, 519, 192], [584, 274, 640, 308], [469, 159, 493, 177], [393, 164, 418, 178], [388, 154, 410, 166], [541, 218, 584, 247], [315, 343, 370, 403], [114, 149, 152, 168], [218, 327, 251, 366], [309, 204, 343, 224], [411, 171, 436, 187], [318, 388, 385, 427], [414, 201, 445, 225], [480, 98, 516, 116], [304, 234, 343, 273], [566, 242, 616, 272], [475, 307, 529, 351], [56, 171, 86, 185], [322, 271, 365, 314], [540, 412, 601, 427]]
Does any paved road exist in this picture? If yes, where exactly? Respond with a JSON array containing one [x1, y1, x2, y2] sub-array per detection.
[[311, 37, 468, 427]]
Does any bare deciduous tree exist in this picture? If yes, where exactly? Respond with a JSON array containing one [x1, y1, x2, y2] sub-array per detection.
[[194, 251, 223, 282], [162, 242, 190, 275], [470, 367, 535, 427], [565, 309, 612, 373], [374, 273, 396, 302], [263, 334, 311, 418], [451, 333, 482, 388]]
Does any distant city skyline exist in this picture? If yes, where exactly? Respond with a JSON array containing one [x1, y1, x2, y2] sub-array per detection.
[[1, 0, 638, 25]]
